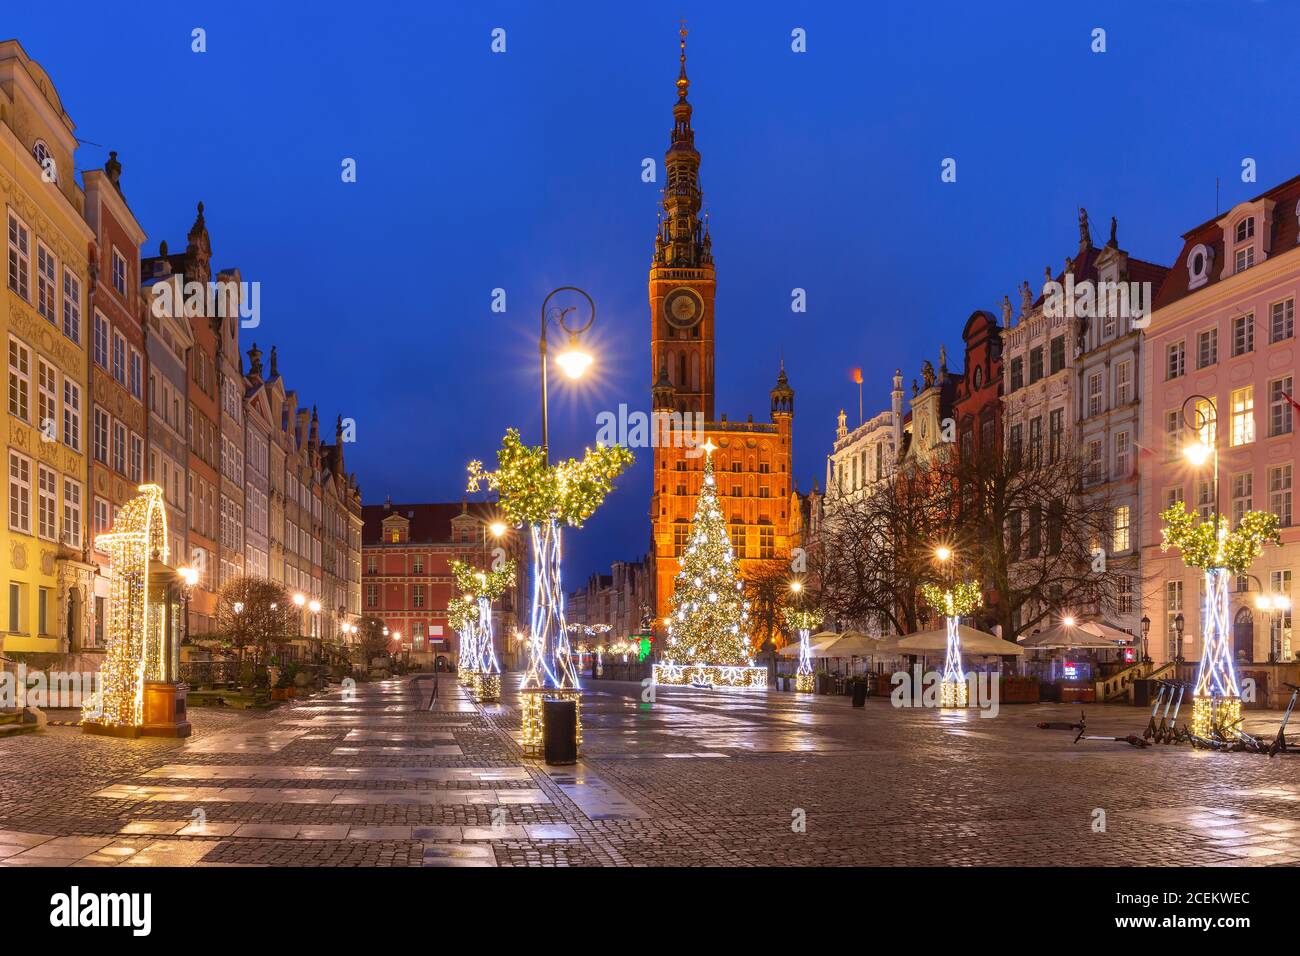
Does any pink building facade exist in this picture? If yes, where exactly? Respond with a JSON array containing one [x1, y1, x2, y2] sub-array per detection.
[[1140, 175, 1300, 668]]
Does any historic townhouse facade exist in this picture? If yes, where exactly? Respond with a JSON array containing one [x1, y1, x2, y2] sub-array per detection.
[[361, 500, 526, 670], [1141, 175, 1300, 667], [242, 344, 272, 583], [1073, 222, 1168, 640], [142, 246, 192, 576], [567, 558, 656, 640], [952, 310, 1003, 462], [215, 270, 245, 590], [84, 158, 148, 654], [648, 30, 796, 618], [1, 40, 94, 660], [319, 417, 361, 641]]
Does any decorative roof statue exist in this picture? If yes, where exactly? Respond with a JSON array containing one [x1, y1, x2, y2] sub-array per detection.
[[938, 344, 947, 375], [921, 360, 935, 389], [1020, 280, 1034, 314], [1107, 216, 1119, 249], [1001, 295, 1012, 326], [1078, 206, 1091, 247]]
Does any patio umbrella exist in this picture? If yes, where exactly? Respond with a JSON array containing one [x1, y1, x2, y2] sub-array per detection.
[[777, 631, 842, 658], [1078, 619, 1134, 643], [817, 633, 882, 657], [895, 624, 1025, 656], [1020, 621, 1122, 650]]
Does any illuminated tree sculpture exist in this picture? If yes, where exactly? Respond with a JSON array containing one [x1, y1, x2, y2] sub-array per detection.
[[921, 581, 982, 708], [446, 596, 479, 687], [1160, 503, 1280, 739], [782, 607, 822, 693], [468, 429, 633, 752], [654, 442, 765, 688], [451, 558, 516, 703]]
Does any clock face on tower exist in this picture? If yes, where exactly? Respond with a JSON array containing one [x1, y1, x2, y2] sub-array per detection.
[[663, 287, 704, 331]]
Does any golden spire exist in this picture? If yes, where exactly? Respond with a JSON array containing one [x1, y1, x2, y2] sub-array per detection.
[[676, 20, 689, 100]]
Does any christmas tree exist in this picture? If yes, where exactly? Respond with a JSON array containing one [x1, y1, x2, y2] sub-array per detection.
[[664, 442, 751, 667]]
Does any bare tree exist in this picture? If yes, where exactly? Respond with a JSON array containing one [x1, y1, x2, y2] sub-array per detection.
[[355, 615, 390, 663], [215, 576, 291, 665], [744, 558, 795, 656]]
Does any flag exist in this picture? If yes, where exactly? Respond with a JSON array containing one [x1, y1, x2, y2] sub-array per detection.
[[851, 367, 862, 384], [1284, 391, 1300, 415]]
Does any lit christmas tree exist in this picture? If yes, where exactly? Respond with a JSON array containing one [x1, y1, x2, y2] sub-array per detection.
[[654, 441, 765, 687]]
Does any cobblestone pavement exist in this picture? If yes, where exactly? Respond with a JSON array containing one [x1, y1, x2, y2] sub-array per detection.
[[3, 676, 1300, 866]]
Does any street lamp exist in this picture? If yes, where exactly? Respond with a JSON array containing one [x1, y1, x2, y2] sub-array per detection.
[[1140, 614, 1151, 663], [1174, 612, 1185, 664], [1181, 394, 1219, 535], [538, 286, 596, 465]]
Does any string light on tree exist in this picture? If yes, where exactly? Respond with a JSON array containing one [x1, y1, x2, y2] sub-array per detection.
[[451, 558, 516, 703], [1160, 502, 1280, 739], [653, 440, 766, 688], [921, 569, 982, 709], [782, 603, 822, 693]]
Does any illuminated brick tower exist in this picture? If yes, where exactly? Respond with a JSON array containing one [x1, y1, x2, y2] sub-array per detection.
[[649, 26, 797, 625]]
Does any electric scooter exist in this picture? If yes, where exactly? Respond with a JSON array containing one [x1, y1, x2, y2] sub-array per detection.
[[1142, 683, 1168, 740], [1268, 682, 1300, 756]]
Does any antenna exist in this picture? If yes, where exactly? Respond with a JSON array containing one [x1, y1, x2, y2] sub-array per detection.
[[1215, 176, 1220, 215]]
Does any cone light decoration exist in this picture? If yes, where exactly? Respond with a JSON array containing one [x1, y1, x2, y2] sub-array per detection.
[[782, 606, 822, 693], [451, 558, 516, 703], [447, 596, 479, 688], [468, 429, 633, 754], [654, 441, 766, 688], [921, 581, 982, 709], [1160, 503, 1280, 739]]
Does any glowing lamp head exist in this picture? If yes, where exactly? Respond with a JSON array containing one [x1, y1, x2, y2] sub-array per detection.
[[178, 566, 199, 588], [1062, 615, 1075, 627], [489, 520, 508, 538], [232, 602, 244, 615], [1276, 595, 1293, 611], [1256, 595, 1273, 611], [1183, 441, 1212, 466], [555, 335, 593, 379], [308, 599, 321, 614], [789, 581, 803, 594], [293, 593, 306, 607], [935, 546, 952, 562]]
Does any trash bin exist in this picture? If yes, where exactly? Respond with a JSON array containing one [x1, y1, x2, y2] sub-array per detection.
[[542, 698, 578, 766], [1133, 679, 1153, 708], [851, 680, 868, 708]]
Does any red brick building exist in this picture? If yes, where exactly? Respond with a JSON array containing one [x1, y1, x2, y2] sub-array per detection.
[[360, 499, 526, 670], [952, 309, 1004, 461]]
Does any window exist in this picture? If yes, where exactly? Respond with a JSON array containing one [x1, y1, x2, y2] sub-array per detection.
[[112, 331, 126, 385], [111, 248, 127, 296], [129, 433, 143, 482], [93, 312, 109, 369], [366, 554, 376, 575], [112, 421, 127, 474], [673, 523, 689, 557], [1231, 472, 1253, 527], [1236, 216, 1255, 243], [7, 213, 30, 300], [1232, 313, 1254, 356], [1197, 478, 1214, 521], [1009, 424, 1023, 461], [62, 269, 81, 343], [1197, 328, 1217, 368], [1187, 244, 1214, 289], [413, 585, 425, 609], [1114, 431, 1131, 477], [37, 465, 56, 540], [1270, 464, 1293, 527], [8, 451, 31, 533], [1009, 356, 1023, 391], [412, 554, 424, 574], [1166, 580, 1184, 660], [1230, 386, 1255, 446], [1193, 396, 1217, 447], [730, 523, 746, 556], [129, 349, 142, 399], [1087, 439, 1103, 484], [93, 407, 110, 464], [1048, 408, 1063, 463], [366, 583, 378, 608], [1166, 341, 1185, 380], [94, 497, 110, 539], [1235, 246, 1255, 272], [1049, 336, 1065, 374], [37, 359, 57, 440], [7, 340, 34, 433], [1028, 417, 1043, 466], [1115, 360, 1133, 406], [36, 242, 56, 321], [7, 583, 19, 633], [759, 526, 775, 559], [1270, 299, 1295, 343], [62, 477, 81, 548], [1165, 486, 1185, 510], [1087, 371, 1103, 417], [1165, 410, 1181, 459], [62, 379, 80, 451], [1029, 346, 1044, 383], [1270, 569, 1293, 656], [1117, 575, 1133, 615], [1269, 377, 1295, 437], [1113, 505, 1130, 552]]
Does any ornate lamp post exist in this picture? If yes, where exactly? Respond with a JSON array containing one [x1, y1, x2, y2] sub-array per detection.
[[1139, 614, 1151, 664], [922, 545, 980, 709]]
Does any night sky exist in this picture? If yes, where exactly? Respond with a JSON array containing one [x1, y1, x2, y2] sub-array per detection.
[[10, 0, 1299, 581]]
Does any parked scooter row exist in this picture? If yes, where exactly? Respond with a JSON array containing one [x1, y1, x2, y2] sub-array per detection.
[[1035, 680, 1300, 755]]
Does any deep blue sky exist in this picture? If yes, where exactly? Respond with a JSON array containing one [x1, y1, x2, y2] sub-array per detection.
[[11, 0, 1299, 582]]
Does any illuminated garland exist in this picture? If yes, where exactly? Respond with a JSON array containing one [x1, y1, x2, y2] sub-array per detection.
[[920, 582, 981, 709], [450, 558, 516, 701], [921, 582, 982, 619], [781, 608, 822, 694], [82, 484, 169, 728], [1159, 503, 1280, 574]]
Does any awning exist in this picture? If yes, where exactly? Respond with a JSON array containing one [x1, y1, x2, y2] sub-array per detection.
[[777, 631, 842, 658], [895, 624, 1025, 657], [815, 632, 883, 658], [1020, 621, 1125, 650]]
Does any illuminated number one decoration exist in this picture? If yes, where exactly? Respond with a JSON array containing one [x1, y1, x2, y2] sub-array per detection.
[[782, 607, 822, 694], [1160, 504, 1280, 738], [921, 582, 982, 709], [451, 558, 516, 703], [468, 430, 633, 753]]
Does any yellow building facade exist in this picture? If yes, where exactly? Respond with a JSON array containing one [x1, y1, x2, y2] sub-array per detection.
[[1, 41, 94, 658]]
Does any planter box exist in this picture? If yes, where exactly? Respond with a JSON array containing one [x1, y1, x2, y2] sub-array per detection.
[[999, 676, 1040, 704]]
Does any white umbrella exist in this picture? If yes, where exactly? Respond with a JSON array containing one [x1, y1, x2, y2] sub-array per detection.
[[816, 633, 882, 658], [777, 631, 841, 658], [896, 624, 1025, 656], [1021, 621, 1122, 650]]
